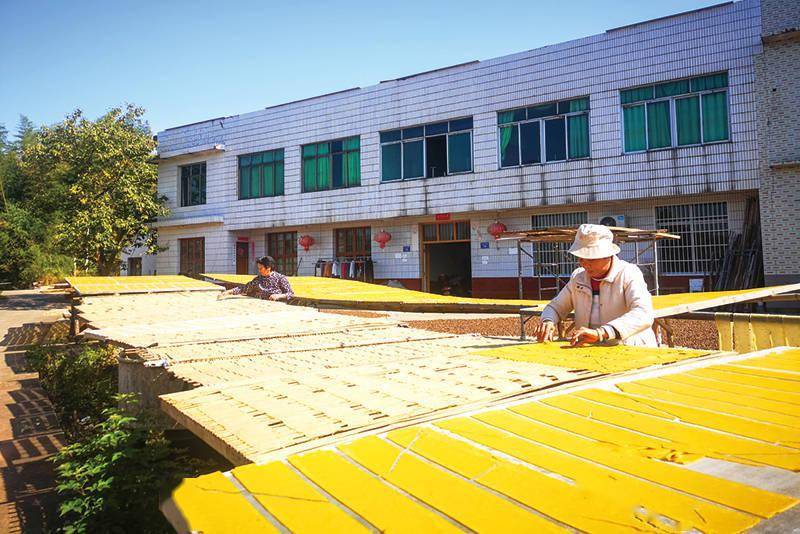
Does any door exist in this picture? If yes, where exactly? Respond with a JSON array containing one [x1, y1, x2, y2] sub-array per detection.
[[179, 237, 205, 276], [127, 257, 142, 276], [236, 241, 249, 275], [420, 221, 472, 295]]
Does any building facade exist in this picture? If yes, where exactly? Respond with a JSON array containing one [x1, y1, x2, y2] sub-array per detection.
[[154, 0, 788, 298]]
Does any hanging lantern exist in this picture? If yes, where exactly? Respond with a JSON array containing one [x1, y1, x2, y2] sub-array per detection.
[[487, 221, 507, 239], [374, 230, 392, 249], [298, 234, 315, 251]]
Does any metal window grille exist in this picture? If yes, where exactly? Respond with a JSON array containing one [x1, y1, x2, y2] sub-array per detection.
[[655, 202, 729, 274], [531, 212, 588, 275]]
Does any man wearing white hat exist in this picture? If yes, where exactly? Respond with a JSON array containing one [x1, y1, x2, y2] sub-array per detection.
[[533, 224, 658, 347]]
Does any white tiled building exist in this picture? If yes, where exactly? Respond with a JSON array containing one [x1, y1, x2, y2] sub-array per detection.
[[152, 0, 798, 297]]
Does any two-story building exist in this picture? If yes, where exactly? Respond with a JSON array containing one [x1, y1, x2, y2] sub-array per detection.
[[152, 0, 798, 298]]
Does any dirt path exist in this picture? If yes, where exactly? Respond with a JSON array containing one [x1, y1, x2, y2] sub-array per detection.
[[0, 290, 68, 533]]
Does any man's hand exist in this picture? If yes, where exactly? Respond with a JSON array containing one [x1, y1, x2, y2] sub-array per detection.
[[534, 320, 556, 342], [268, 293, 285, 301], [570, 327, 601, 347]]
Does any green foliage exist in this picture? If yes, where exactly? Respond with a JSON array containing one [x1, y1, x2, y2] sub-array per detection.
[[53, 395, 185, 534], [20, 105, 168, 275], [26, 343, 118, 438]]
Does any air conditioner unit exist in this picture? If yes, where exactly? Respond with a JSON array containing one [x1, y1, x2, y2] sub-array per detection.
[[599, 214, 626, 227]]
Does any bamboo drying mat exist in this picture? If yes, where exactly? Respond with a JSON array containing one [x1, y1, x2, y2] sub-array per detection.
[[163, 346, 800, 534], [66, 275, 222, 296], [160, 352, 587, 465]]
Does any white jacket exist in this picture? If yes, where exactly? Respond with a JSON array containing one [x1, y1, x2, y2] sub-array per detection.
[[541, 257, 658, 346]]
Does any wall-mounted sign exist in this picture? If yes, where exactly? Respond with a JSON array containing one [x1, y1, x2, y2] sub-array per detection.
[[480, 242, 490, 249], [402, 245, 411, 252], [434, 213, 451, 221]]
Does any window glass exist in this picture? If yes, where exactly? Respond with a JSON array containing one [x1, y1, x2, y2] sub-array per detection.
[[620, 86, 654, 105], [425, 122, 448, 136], [545, 118, 566, 161], [180, 162, 206, 206], [332, 152, 344, 188], [691, 72, 728, 92], [499, 125, 520, 167], [520, 121, 541, 165], [402, 126, 424, 139], [426, 135, 447, 178], [403, 139, 424, 178], [381, 143, 402, 181], [655, 80, 689, 98], [302, 137, 359, 192], [527, 103, 557, 119], [448, 117, 473, 131], [569, 98, 590, 112], [380, 130, 401, 143], [448, 132, 471, 173]]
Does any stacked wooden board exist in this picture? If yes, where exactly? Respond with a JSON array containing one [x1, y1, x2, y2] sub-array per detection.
[[163, 347, 800, 533], [65, 275, 222, 296]]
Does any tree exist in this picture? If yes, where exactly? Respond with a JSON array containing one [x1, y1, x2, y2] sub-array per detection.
[[21, 105, 168, 275]]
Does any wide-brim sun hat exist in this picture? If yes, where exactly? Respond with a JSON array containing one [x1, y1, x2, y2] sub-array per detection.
[[568, 223, 621, 259]]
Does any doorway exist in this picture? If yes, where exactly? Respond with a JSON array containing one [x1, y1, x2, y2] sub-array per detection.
[[236, 241, 249, 275], [421, 221, 472, 296]]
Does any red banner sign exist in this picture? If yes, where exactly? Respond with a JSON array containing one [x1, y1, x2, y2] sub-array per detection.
[[434, 213, 451, 221]]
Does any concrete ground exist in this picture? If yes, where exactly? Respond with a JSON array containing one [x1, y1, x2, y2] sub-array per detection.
[[0, 290, 68, 533]]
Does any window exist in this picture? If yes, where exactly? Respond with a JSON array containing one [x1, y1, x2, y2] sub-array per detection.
[[239, 149, 284, 199], [655, 202, 729, 274], [531, 212, 589, 275], [380, 118, 473, 181], [127, 257, 142, 276], [179, 237, 205, 275], [498, 98, 590, 168], [302, 137, 360, 192], [621, 73, 729, 152], [421, 221, 471, 243], [266, 231, 297, 275], [180, 162, 206, 207], [335, 227, 371, 259]]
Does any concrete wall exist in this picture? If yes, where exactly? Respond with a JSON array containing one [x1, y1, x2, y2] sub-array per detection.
[[757, 0, 800, 284]]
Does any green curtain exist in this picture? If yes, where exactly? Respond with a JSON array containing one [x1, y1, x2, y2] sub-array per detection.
[[346, 150, 360, 186], [569, 97, 590, 112], [702, 91, 729, 142], [567, 114, 590, 158], [250, 165, 261, 198], [691, 73, 728, 92], [239, 165, 251, 199], [317, 155, 330, 190], [344, 136, 360, 150], [647, 101, 671, 149], [676, 96, 701, 145], [302, 157, 316, 192], [275, 161, 284, 195], [447, 133, 471, 173], [655, 80, 689, 98], [263, 164, 274, 197], [621, 86, 654, 105], [381, 144, 401, 181], [623, 105, 646, 152]]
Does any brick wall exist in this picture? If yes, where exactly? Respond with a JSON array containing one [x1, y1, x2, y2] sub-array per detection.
[[756, 0, 800, 282]]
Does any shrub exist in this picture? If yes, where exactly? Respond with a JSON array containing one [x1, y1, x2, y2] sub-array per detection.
[[53, 396, 186, 534], [27, 343, 118, 439]]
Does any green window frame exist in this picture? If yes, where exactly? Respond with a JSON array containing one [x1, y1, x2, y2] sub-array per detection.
[[380, 118, 473, 182], [621, 72, 729, 153], [498, 97, 590, 168], [302, 136, 360, 192], [238, 149, 284, 200], [179, 162, 206, 207]]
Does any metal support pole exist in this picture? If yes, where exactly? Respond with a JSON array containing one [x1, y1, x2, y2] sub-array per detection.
[[69, 297, 79, 338], [517, 240, 523, 301], [653, 240, 661, 296]]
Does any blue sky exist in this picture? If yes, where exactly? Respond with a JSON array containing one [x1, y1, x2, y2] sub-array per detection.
[[1, 0, 722, 136]]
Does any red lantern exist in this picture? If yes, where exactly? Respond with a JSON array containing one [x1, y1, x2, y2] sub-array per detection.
[[487, 221, 507, 239], [374, 230, 392, 249], [298, 234, 315, 251]]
